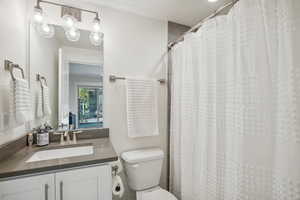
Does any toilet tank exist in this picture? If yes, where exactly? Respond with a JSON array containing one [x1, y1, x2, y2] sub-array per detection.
[[121, 148, 164, 191]]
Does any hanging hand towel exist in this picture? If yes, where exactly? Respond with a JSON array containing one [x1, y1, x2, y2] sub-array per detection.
[[42, 83, 51, 116], [36, 86, 43, 118], [10, 78, 32, 124], [126, 78, 159, 138]]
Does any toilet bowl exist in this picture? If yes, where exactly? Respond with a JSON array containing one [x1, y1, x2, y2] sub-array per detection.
[[121, 148, 178, 200], [137, 187, 177, 200]]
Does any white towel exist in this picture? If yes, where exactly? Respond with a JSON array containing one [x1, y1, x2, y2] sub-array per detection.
[[126, 78, 159, 138], [36, 87, 43, 118], [42, 83, 51, 116], [10, 78, 32, 124]]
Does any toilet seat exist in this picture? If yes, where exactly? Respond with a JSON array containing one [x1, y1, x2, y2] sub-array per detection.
[[137, 187, 177, 200]]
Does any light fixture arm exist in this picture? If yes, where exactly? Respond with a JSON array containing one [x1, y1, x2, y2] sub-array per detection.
[[95, 13, 100, 21], [35, 0, 42, 9], [38, 0, 99, 18]]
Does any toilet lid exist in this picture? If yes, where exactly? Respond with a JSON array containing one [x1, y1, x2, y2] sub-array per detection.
[[138, 188, 177, 200]]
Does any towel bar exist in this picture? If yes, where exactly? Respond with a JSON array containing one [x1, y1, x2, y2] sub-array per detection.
[[4, 60, 25, 81], [109, 75, 166, 84]]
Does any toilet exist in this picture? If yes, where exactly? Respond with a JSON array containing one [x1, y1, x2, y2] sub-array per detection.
[[121, 148, 177, 200]]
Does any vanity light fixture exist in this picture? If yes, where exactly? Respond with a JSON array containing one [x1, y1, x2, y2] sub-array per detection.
[[33, 0, 103, 46], [208, 0, 219, 2], [33, 6, 44, 24]]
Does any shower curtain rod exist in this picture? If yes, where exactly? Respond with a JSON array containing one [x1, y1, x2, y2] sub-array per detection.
[[168, 0, 239, 50]]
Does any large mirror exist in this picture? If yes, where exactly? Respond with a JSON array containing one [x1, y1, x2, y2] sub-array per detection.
[[30, 24, 104, 130]]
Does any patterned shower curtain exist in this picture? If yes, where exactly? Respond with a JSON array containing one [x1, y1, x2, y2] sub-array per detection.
[[170, 0, 300, 199]]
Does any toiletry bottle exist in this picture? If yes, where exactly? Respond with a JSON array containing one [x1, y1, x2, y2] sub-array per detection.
[[27, 132, 33, 147]]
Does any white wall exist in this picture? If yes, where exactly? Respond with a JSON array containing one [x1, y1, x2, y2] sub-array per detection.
[[102, 7, 169, 199], [0, 0, 28, 145]]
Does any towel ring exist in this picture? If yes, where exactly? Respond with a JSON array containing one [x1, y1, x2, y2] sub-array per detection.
[[4, 60, 25, 81], [36, 74, 48, 86]]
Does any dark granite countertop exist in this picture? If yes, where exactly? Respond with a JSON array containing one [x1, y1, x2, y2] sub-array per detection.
[[0, 138, 118, 180]]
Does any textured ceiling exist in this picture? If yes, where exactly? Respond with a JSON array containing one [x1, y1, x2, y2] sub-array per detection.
[[78, 0, 233, 26]]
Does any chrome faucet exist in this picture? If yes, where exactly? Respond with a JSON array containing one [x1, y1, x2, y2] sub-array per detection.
[[55, 130, 70, 145], [58, 130, 82, 145], [63, 131, 71, 144], [71, 130, 82, 144]]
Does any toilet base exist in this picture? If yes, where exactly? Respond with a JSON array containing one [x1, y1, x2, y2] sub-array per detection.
[[136, 187, 177, 200]]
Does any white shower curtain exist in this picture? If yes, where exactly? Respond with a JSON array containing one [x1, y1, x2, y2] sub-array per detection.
[[170, 0, 300, 200]]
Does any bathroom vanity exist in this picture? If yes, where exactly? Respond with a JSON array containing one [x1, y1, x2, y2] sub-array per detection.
[[0, 165, 111, 200], [0, 130, 118, 200]]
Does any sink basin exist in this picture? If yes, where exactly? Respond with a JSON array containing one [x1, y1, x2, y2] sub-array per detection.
[[26, 145, 94, 163]]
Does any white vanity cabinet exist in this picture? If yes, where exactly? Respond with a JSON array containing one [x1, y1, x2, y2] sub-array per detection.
[[55, 165, 112, 200], [0, 174, 55, 200], [0, 165, 112, 200]]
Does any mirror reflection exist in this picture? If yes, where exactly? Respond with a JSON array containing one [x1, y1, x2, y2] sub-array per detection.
[[30, 24, 104, 130], [68, 62, 103, 129]]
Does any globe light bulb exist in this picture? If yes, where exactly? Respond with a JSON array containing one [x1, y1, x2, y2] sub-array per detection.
[[70, 29, 76, 36], [93, 34, 100, 41], [33, 7, 43, 23], [93, 17, 101, 32], [62, 15, 77, 29], [36, 23, 55, 38], [42, 24, 50, 33], [89, 32, 103, 46], [65, 28, 80, 42]]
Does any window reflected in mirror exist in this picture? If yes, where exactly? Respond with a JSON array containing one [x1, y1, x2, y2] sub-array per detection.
[[69, 63, 103, 129]]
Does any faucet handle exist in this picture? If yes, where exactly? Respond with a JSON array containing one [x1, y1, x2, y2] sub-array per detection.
[[63, 131, 68, 137], [60, 133, 65, 145], [72, 131, 82, 144], [64, 131, 71, 144]]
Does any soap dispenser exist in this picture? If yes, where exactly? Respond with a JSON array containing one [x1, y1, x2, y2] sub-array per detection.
[[36, 124, 50, 146]]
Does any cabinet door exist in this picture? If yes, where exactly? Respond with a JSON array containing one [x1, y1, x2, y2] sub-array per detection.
[[55, 165, 112, 200], [0, 174, 55, 200]]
